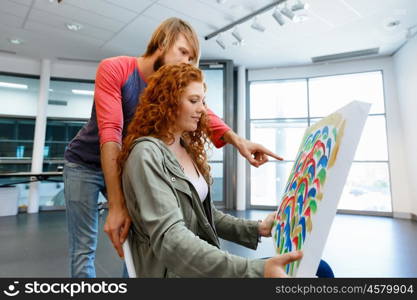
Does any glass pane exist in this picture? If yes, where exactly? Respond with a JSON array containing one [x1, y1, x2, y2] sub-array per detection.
[[250, 119, 308, 161], [209, 162, 223, 203], [206, 143, 223, 161], [44, 142, 67, 159], [68, 123, 85, 139], [0, 118, 35, 159], [38, 182, 65, 207], [250, 80, 308, 119], [338, 162, 392, 212], [202, 69, 224, 119], [17, 121, 35, 140], [0, 119, 15, 139], [0, 163, 31, 173], [0, 74, 40, 117], [43, 162, 65, 172], [354, 115, 388, 161], [48, 79, 95, 119], [41, 120, 85, 172], [46, 123, 66, 141], [309, 71, 385, 117], [0, 141, 33, 158], [250, 161, 294, 206]]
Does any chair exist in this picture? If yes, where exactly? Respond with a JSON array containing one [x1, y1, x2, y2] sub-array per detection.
[[122, 239, 137, 278]]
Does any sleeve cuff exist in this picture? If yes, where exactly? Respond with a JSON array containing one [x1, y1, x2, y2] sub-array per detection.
[[247, 259, 266, 278], [211, 128, 230, 148]]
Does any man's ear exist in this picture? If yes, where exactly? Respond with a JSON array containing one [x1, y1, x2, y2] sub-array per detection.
[[157, 45, 165, 54]]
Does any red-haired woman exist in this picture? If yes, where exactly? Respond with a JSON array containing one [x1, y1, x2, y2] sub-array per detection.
[[118, 63, 302, 277]]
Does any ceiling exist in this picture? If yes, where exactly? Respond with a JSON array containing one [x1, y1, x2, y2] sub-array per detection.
[[0, 0, 416, 68]]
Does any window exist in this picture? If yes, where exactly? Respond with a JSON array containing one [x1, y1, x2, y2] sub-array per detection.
[[0, 74, 93, 209], [249, 80, 308, 207], [0, 73, 40, 173], [48, 78, 95, 119], [0, 118, 35, 173], [43, 119, 86, 172], [249, 71, 391, 213], [250, 80, 308, 119], [38, 78, 94, 207], [201, 66, 226, 205]]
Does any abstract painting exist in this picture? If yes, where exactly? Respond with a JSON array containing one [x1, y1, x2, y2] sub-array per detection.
[[271, 101, 370, 277]]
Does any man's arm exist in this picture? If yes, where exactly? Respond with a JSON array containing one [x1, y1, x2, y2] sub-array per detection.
[[206, 109, 283, 167], [101, 142, 131, 258], [222, 130, 283, 167], [94, 57, 133, 258]]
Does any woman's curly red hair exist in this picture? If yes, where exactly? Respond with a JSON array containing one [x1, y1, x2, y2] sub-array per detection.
[[118, 63, 211, 183]]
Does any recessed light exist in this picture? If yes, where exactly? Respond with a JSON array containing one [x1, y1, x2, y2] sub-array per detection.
[[8, 38, 23, 45], [292, 1, 309, 11], [293, 14, 310, 23], [387, 20, 401, 28], [66, 23, 83, 31], [72, 89, 94, 95]]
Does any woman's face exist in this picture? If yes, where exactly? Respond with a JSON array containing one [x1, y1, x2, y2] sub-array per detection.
[[175, 81, 206, 133]]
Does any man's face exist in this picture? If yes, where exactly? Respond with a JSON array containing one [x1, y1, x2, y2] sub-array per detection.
[[154, 33, 195, 71]]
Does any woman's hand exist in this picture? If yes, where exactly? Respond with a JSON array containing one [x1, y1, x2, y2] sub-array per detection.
[[264, 251, 303, 278]]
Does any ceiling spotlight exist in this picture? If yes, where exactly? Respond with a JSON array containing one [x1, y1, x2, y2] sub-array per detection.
[[66, 23, 83, 31], [231, 27, 244, 43], [281, 5, 296, 21], [8, 38, 23, 45], [251, 18, 266, 32], [387, 20, 401, 28], [292, 0, 309, 12], [216, 34, 226, 50], [216, 0, 226, 4], [272, 8, 285, 26], [293, 14, 309, 23]]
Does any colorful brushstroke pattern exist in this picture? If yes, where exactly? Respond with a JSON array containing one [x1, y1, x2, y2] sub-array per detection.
[[272, 113, 346, 276]]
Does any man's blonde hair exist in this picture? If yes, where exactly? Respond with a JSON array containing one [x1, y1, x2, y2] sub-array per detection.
[[144, 18, 200, 65]]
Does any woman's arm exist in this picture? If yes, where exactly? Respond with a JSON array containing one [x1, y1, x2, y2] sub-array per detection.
[[211, 206, 260, 250], [124, 141, 265, 277]]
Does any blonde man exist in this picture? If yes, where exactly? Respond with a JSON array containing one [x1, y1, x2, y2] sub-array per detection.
[[64, 18, 280, 278]]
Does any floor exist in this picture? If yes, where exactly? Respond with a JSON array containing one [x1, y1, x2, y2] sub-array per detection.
[[0, 210, 416, 277]]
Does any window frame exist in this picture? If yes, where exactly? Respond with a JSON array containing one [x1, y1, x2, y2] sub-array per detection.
[[200, 60, 234, 210], [246, 70, 393, 216]]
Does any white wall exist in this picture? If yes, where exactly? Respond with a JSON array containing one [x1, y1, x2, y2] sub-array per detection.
[[248, 56, 413, 217], [393, 37, 417, 217]]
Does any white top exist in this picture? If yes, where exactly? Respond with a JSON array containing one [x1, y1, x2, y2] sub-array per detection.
[[184, 164, 208, 202]]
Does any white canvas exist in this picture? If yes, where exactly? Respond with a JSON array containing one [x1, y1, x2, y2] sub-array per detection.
[[271, 101, 371, 277]]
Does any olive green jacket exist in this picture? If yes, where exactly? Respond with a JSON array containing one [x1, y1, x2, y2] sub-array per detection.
[[122, 137, 265, 278]]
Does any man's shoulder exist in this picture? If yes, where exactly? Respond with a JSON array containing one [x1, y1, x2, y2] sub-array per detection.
[[98, 56, 136, 72], [101, 55, 136, 64]]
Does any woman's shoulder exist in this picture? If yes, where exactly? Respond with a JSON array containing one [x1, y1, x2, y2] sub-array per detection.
[[128, 137, 167, 162]]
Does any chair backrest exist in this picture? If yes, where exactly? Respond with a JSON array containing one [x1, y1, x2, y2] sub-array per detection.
[[123, 239, 137, 278]]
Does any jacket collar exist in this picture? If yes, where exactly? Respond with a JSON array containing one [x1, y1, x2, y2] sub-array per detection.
[[130, 137, 219, 246]]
